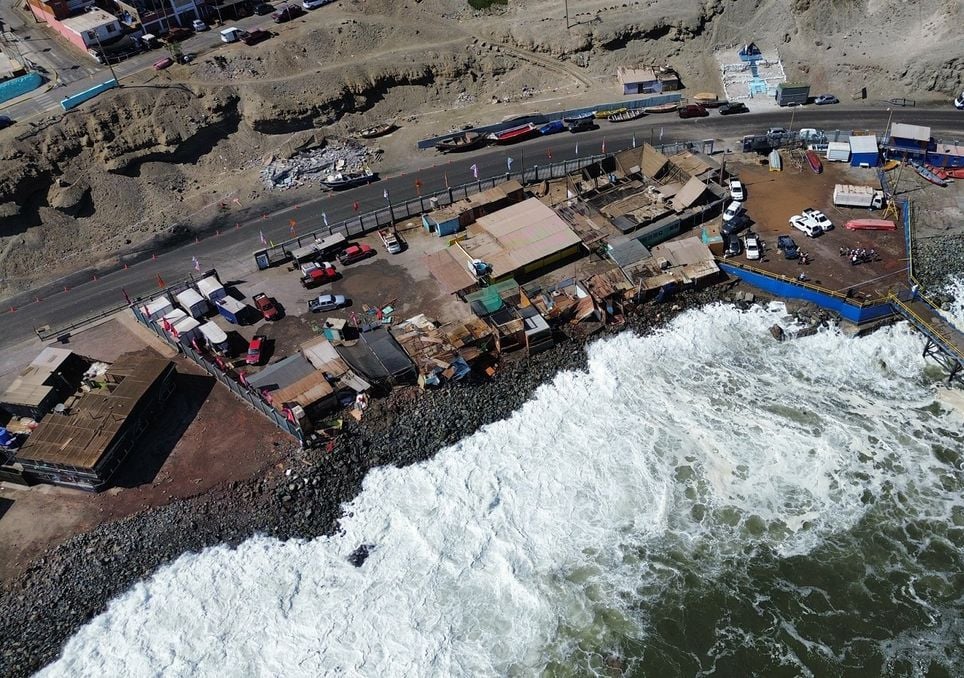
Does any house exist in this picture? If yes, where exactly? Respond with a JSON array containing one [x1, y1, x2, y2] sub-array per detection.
[[12, 350, 176, 491], [1, 347, 91, 420], [113, 0, 206, 35], [26, 0, 92, 23], [633, 237, 720, 295], [26, 3, 124, 57], [421, 180, 524, 237], [849, 135, 879, 167], [886, 123, 932, 155], [616, 66, 660, 95]]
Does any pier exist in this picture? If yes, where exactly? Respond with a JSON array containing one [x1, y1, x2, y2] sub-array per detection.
[[890, 290, 964, 384]]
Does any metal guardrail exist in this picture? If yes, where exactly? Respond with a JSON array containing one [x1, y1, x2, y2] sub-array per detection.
[[888, 295, 964, 361], [35, 302, 130, 341], [720, 258, 889, 307]]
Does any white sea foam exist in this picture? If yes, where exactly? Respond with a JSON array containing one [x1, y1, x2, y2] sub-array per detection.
[[39, 302, 964, 677]]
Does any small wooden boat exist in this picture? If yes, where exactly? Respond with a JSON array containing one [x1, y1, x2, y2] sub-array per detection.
[[321, 169, 376, 190], [925, 164, 950, 180], [562, 112, 595, 123], [946, 167, 964, 179], [805, 149, 823, 174], [768, 149, 782, 172], [539, 120, 565, 135], [644, 102, 678, 114], [357, 122, 397, 139], [692, 93, 722, 107], [608, 108, 646, 122], [845, 219, 896, 231], [881, 159, 900, 171], [435, 132, 486, 153], [911, 160, 948, 187], [486, 123, 539, 145], [595, 107, 626, 119]]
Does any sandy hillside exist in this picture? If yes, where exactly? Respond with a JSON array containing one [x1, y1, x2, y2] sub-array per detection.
[[0, 0, 959, 297]]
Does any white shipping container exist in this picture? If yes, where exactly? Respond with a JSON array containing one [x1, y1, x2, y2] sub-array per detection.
[[196, 276, 227, 302], [175, 289, 210, 319], [826, 142, 851, 162], [144, 296, 173, 321]]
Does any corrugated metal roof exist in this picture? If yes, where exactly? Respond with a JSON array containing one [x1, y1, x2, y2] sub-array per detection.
[[640, 144, 669, 179], [890, 122, 930, 142], [270, 370, 334, 410], [471, 198, 581, 275], [16, 351, 173, 469], [1, 348, 76, 408], [608, 238, 652, 267], [848, 135, 879, 153], [247, 354, 316, 390], [425, 249, 476, 294], [671, 176, 708, 211], [617, 66, 657, 84]]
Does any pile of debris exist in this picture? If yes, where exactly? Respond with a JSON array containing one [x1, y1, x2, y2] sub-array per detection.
[[260, 139, 376, 191]]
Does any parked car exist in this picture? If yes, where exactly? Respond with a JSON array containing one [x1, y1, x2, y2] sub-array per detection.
[[254, 2, 275, 14], [272, 4, 305, 22], [252, 293, 279, 320], [301, 263, 338, 288], [191, 19, 208, 31], [242, 29, 272, 45], [719, 102, 748, 115], [789, 214, 822, 238], [307, 294, 348, 313], [777, 235, 800, 259], [721, 214, 750, 236], [723, 234, 743, 258], [164, 27, 193, 43], [303, 0, 332, 7], [766, 127, 789, 137], [337, 244, 375, 265], [813, 94, 839, 105], [153, 57, 174, 70], [246, 335, 266, 365], [722, 200, 743, 222], [568, 118, 595, 133], [678, 104, 708, 119], [728, 178, 745, 202], [802, 208, 833, 232], [956, 91, 964, 110], [744, 232, 761, 260], [0, 115, 14, 130]]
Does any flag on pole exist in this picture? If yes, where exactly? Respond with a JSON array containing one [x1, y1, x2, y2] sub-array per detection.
[[322, 212, 328, 227], [506, 157, 513, 171], [122, 288, 131, 304], [632, 133, 637, 149], [415, 178, 423, 195], [289, 218, 297, 235], [601, 138, 606, 154], [383, 188, 389, 201], [259, 230, 267, 245], [156, 273, 165, 288], [470, 163, 478, 179], [659, 127, 664, 140], [192, 256, 200, 273], [575, 142, 579, 156], [546, 148, 553, 160], [353, 200, 360, 212], [444, 173, 450, 189]]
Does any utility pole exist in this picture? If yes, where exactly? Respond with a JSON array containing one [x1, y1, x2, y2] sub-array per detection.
[[91, 32, 119, 85], [565, 0, 570, 29]]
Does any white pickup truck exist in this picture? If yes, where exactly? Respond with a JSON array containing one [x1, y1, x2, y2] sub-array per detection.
[[378, 228, 402, 254]]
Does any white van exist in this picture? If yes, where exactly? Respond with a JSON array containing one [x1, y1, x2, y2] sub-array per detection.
[[220, 27, 242, 43], [303, 0, 331, 8]]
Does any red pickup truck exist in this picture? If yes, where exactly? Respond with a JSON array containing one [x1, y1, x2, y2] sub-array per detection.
[[337, 244, 375, 266], [252, 293, 279, 320], [301, 264, 338, 288]]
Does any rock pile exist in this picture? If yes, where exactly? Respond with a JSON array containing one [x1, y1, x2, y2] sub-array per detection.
[[260, 140, 376, 190], [0, 286, 729, 677], [913, 233, 964, 299]]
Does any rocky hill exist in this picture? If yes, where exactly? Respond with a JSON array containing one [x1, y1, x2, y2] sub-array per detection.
[[0, 0, 959, 297]]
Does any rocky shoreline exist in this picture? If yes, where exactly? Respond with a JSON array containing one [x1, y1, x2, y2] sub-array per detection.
[[0, 286, 733, 677]]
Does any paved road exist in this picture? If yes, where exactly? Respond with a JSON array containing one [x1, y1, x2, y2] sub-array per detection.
[[0, 107, 961, 347]]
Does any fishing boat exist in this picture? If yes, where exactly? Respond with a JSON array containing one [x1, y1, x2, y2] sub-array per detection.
[[486, 123, 539, 145], [693, 93, 721, 107], [911, 160, 948, 187], [562, 111, 595, 123], [435, 131, 486, 153], [538, 120, 566, 135], [321, 169, 376, 190], [644, 102, 678, 114], [356, 121, 397, 139], [946, 168, 964, 179], [594, 107, 626, 119], [925, 164, 950, 180], [607, 108, 646, 122], [845, 219, 896, 231], [881, 159, 900, 171], [805, 149, 823, 174], [768, 149, 782, 172]]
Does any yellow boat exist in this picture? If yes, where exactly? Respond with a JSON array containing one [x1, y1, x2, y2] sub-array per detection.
[[881, 160, 900, 171], [594, 107, 627, 119]]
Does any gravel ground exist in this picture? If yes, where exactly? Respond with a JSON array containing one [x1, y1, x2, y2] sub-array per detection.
[[0, 286, 730, 677]]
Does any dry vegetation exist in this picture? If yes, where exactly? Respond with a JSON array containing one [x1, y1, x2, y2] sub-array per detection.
[[0, 0, 959, 296]]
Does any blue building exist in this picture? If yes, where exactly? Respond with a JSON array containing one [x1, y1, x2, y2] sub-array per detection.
[[885, 122, 933, 159], [849, 135, 879, 167], [422, 180, 524, 237]]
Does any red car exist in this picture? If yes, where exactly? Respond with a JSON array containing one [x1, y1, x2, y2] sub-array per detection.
[[153, 57, 174, 70], [246, 335, 266, 365], [678, 104, 708, 119], [242, 29, 271, 46], [337, 244, 375, 266], [300, 264, 338, 288], [253, 293, 279, 320]]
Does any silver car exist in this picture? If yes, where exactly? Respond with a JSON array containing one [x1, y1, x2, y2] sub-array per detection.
[[307, 294, 348, 313]]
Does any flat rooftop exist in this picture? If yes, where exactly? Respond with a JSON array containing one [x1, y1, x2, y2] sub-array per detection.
[[62, 9, 119, 33]]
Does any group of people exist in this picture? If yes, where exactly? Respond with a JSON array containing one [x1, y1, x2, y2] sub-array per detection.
[[839, 247, 878, 266]]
